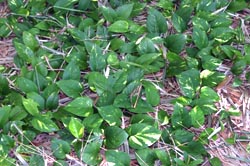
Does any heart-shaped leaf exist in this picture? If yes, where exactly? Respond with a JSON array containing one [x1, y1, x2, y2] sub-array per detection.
[[31, 117, 59, 132], [108, 20, 129, 33], [68, 117, 84, 139], [57, 80, 83, 98], [64, 97, 93, 117], [105, 150, 131, 166], [105, 126, 128, 149], [126, 123, 161, 149]]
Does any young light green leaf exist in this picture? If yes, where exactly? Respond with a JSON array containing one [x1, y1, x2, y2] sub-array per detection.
[[108, 20, 129, 33], [51, 139, 71, 159], [126, 123, 161, 149], [193, 26, 209, 49], [68, 117, 84, 139], [22, 98, 39, 116], [16, 77, 38, 93], [189, 106, 205, 128], [64, 97, 93, 117], [31, 117, 59, 132], [146, 8, 167, 34], [23, 31, 39, 51], [105, 126, 128, 149], [63, 60, 80, 81], [142, 80, 160, 106], [105, 150, 130, 166], [165, 34, 186, 54], [98, 105, 122, 126], [177, 69, 200, 98], [81, 142, 102, 165], [57, 80, 83, 98]]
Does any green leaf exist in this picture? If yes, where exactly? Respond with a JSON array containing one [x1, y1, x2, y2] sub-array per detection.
[[108, 20, 129, 33], [192, 16, 210, 32], [29, 155, 44, 166], [189, 106, 205, 128], [0, 106, 10, 128], [129, 98, 155, 113], [165, 34, 186, 54], [210, 157, 222, 166], [131, 114, 155, 125], [22, 31, 39, 51], [172, 103, 192, 128], [126, 123, 161, 149], [68, 117, 84, 139], [98, 105, 122, 126], [81, 142, 102, 165], [0, 74, 10, 95], [22, 97, 40, 116], [177, 69, 200, 98], [135, 53, 161, 65], [173, 129, 194, 144], [142, 80, 160, 106], [9, 106, 28, 121], [158, 110, 169, 126], [64, 97, 93, 117], [166, 52, 187, 76], [193, 27, 208, 49], [101, 6, 117, 22], [27, 92, 45, 110], [46, 92, 59, 110], [83, 114, 103, 132], [87, 43, 107, 71], [135, 148, 157, 166], [63, 60, 80, 81], [105, 126, 128, 149], [105, 150, 130, 166], [146, 8, 167, 34], [116, 3, 134, 19], [57, 80, 83, 98], [137, 38, 156, 55], [31, 117, 59, 132], [16, 77, 38, 93], [8, 0, 23, 11], [172, 13, 186, 33], [201, 55, 222, 70], [200, 86, 219, 103], [51, 139, 71, 159]]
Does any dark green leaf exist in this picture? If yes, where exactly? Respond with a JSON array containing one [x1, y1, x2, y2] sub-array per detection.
[[158, 110, 169, 126], [81, 142, 102, 165], [193, 27, 208, 49], [64, 97, 93, 117], [88, 43, 107, 71], [46, 92, 59, 110], [27, 92, 45, 110], [131, 114, 155, 125], [172, 103, 192, 128], [210, 157, 222, 166], [0, 106, 10, 128], [51, 139, 71, 159], [172, 13, 186, 33], [105, 150, 130, 166], [173, 129, 194, 144], [101, 6, 117, 22], [31, 117, 59, 132], [146, 8, 167, 34], [126, 123, 161, 149], [83, 114, 103, 132], [201, 55, 222, 70], [105, 126, 128, 149], [57, 80, 83, 98], [165, 34, 186, 54], [135, 148, 157, 166]]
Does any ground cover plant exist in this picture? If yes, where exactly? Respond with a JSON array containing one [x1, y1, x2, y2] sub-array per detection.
[[0, 0, 250, 165]]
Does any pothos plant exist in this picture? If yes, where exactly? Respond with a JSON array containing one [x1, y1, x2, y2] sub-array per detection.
[[0, 0, 249, 165]]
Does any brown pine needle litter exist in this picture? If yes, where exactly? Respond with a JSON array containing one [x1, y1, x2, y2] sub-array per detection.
[[0, 1, 250, 166]]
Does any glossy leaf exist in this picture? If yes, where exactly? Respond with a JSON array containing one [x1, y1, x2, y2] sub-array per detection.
[[68, 117, 84, 139], [116, 3, 134, 19], [189, 106, 205, 128], [57, 80, 83, 98], [105, 150, 130, 166], [142, 81, 160, 106], [81, 142, 102, 165], [22, 31, 39, 51], [165, 34, 186, 54], [64, 97, 93, 117], [146, 8, 167, 34], [126, 123, 161, 149], [108, 20, 129, 33], [51, 139, 71, 159], [16, 77, 38, 93], [193, 26, 208, 49], [22, 97, 40, 116], [105, 126, 128, 149], [63, 60, 80, 81], [98, 105, 122, 126], [177, 69, 200, 98], [31, 117, 59, 132]]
